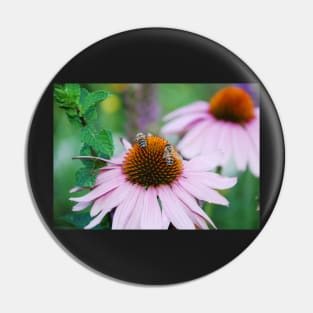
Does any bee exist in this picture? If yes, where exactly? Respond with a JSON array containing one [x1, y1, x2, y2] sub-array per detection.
[[135, 132, 147, 148], [163, 143, 176, 166]]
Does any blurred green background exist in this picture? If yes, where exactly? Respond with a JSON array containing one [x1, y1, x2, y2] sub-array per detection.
[[54, 83, 259, 229]]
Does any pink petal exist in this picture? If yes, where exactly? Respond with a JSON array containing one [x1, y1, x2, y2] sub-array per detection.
[[231, 125, 249, 171], [120, 137, 132, 151], [158, 186, 195, 229], [141, 188, 162, 229], [95, 167, 123, 186], [112, 185, 141, 229], [186, 210, 209, 229], [163, 101, 209, 121], [172, 183, 216, 229], [161, 112, 208, 135], [246, 116, 259, 153], [90, 182, 130, 217], [72, 201, 92, 212], [162, 211, 170, 229], [183, 153, 222, 172], [177, 120, 210, 156], [125, 188, 145, 229], [69, 186, 86, 193], [201, 121, 223, 155], [184, 171, 237, 190], [178, 177, 229, 206], [247, 138, 260, 176], [84, 210, 107, 230], [109, 156, 124, 164], [216, 122, 232, 164], [98, 165, 121, 171], [69, 175, 125, 202]]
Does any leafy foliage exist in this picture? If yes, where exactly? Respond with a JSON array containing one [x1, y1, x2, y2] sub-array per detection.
[[75, 166, 99, 188], [54, 84, 113, 189], [54, 83, 109, 127], [81, 126, 114, 159]]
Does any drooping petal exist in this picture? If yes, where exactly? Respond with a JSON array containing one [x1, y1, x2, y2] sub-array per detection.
[[72, 201, 92, 212], [112, 185, 141, 229], [183, 171, 237, 190], [90, 182, 131, 217], [178, 177, 229, 206], [141, 187, 162, 229], [172, 183, 217, 229], [84, 210, 108, 230], [231, 124, 249, 171], [158, 186, 195, 229], [69, 186, 86, 193], [177, 121, 212, 159], [125, 187, 145, 229], [183, 153, 222, 172], [177, 119, 211, 150], [216, 121, 232, 164], [185, 209, 209, 229], [95, 167, 123, 186], [201, 120, 223, 155], [247, 138, 260, 176], [163, 101, 209, 121], [161, 210, 170, 230], [161, 112, 208, 135], [69, 175, 125, 202], [246, 117, 259, 152]]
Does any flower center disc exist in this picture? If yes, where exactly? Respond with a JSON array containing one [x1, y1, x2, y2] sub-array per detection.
[[122, 136, 183, 187], [209, 86, 255, 123]]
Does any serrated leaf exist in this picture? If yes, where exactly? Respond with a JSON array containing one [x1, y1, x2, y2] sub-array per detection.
[[81, 90, 109, 111], [75, 166, 99, 188], [64, 83, 81, 103], [56, 212, 111, 230], [84, 104, 97, 122], [81, 126, 114, 158], [54, 83, 81, 108], [79, 88, 89, 107], [96, 129, 114, 158]]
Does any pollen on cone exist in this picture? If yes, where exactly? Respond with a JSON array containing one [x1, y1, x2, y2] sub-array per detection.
[[122, 136, 183, 187]]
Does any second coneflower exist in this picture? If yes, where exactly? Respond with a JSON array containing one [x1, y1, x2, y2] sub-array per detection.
[[70, 134, 237, 230], [161, 86, 260, 176]]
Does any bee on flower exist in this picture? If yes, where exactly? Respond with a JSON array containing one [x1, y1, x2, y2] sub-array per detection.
[[70, 135, 237, 230]]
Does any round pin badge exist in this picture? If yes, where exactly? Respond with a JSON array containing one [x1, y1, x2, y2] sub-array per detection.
[[27, 28, 284, 284]]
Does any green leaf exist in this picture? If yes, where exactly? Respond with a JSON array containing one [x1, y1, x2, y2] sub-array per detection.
[[79, 88, 89, 108], [75, 166, 99, 188], [81, 90, 109, 112], [79, 144, 94, 166], [84, 104, 97, 122], [54, 83, 81, 108], [55, 211, 111, 230], [81, 126, 114, 158]]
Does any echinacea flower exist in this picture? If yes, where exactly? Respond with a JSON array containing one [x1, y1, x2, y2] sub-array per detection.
[[161, 86, 260, 176], [70, 135, 237, 230]]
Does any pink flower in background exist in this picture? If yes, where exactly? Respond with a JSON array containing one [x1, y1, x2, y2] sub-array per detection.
[[70, 135, 237, 230], [161, 86, 260, 176]]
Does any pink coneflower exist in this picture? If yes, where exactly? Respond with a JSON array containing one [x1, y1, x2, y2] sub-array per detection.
[[70, 135, 237, 230], [161, 86, 260, 176]]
